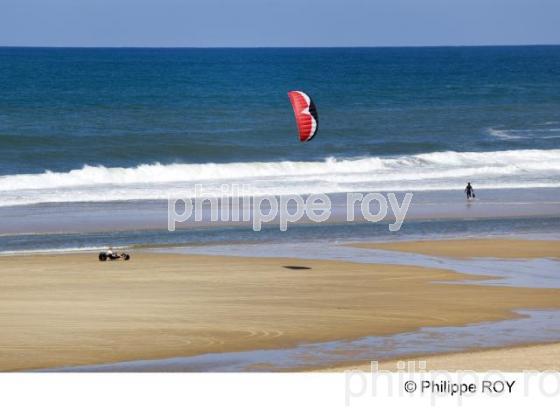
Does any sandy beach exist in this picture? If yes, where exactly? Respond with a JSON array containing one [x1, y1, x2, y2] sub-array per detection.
[[1, 239, 560, 371], [353, 238, 560, 259], [323, 342, 560, 372]]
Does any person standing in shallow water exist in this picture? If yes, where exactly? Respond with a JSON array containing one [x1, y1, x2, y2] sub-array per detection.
[[465, 182, 475, 200]]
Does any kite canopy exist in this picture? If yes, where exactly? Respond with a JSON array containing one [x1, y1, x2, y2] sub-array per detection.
[[288, 91, 319, 142]]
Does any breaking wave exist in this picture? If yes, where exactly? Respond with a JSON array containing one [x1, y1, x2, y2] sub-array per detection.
[[1, 149, 559, 206]]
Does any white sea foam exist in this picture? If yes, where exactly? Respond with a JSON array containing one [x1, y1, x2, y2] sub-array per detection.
[[487, 127, 524, 140], [0, 149, 559, 206], [0, 246, 108, 256], [487, 126, 560, 140]]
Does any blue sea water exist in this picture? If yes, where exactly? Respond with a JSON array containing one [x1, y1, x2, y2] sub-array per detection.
[[1, 46, 560, 169], [0, 46, 559, 250]]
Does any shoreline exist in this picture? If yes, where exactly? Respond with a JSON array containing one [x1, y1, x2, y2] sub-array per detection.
[[1, 238, 560, 371], [352, 238, 560, 260], [2, 214, 560, 257]]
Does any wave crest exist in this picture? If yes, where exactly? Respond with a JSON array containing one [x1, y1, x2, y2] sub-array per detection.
[[1, 149, 559, 206]]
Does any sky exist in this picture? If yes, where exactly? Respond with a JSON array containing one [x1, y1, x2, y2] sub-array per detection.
[[1, 0, 559, 47]]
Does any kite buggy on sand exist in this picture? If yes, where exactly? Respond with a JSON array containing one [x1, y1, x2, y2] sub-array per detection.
[[99, 250, 131, 261]]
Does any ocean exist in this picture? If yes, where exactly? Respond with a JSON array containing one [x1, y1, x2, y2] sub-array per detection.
[[1, 46, 559, 251]]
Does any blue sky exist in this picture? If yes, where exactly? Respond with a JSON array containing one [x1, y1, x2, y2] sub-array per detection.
[[1, 0, 559, 47]]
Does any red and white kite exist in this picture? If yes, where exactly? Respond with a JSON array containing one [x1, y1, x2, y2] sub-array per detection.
[[288, 91, 319, 142]]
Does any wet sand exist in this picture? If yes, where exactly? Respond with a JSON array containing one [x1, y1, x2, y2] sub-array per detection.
[[1, 240, 560, 371], [353, 239, 560, 259], [322, 342, 560, 372]]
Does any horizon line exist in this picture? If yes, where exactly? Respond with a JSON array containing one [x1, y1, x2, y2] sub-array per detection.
[[1, 43, 559, 49]]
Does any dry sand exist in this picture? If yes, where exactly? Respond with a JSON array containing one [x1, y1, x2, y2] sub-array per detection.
[[322, 342, 560, 372], [1, 239, 559, 371], [352, 239, 560, 259]]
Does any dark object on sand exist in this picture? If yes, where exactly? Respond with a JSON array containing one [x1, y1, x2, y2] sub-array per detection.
[[98, 252, 131, 261], [283, 265, 311, 270]]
